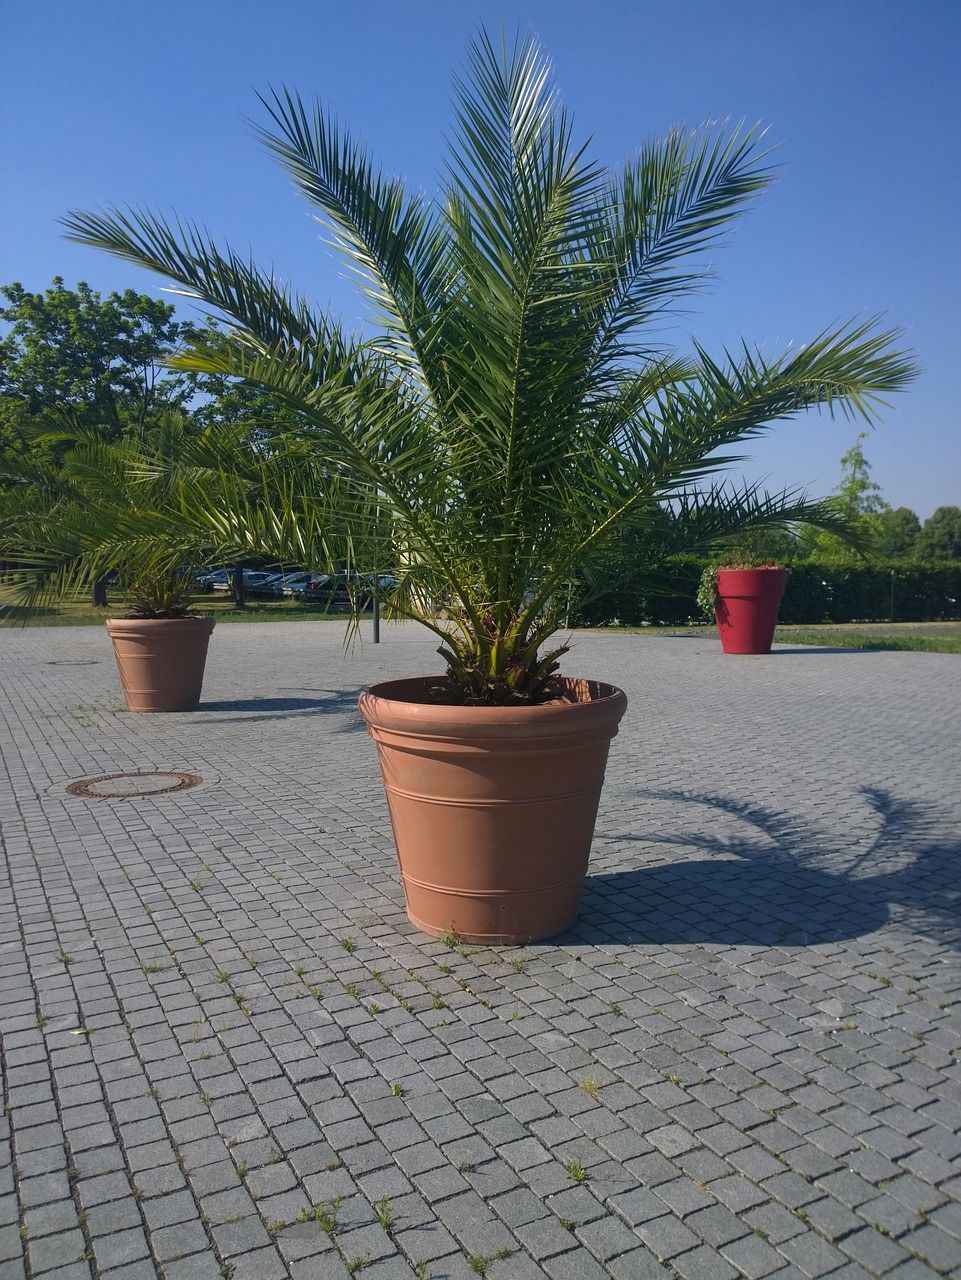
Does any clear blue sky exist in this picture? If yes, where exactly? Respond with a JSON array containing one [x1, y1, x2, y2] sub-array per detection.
[[4, 0, 958, 516]]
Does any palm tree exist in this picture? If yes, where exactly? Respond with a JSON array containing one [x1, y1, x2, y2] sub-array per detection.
[[26, 31, 916, 699]]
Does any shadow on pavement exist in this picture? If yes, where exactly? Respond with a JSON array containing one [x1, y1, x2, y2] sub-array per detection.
[[194, 689, 365, 726], [579, 787, 961, 948]]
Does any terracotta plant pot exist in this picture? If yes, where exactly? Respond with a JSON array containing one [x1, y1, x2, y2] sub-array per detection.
[[715, 567, 787, 654], [359, 676, 627, 944], [106, 616, 215, 712]]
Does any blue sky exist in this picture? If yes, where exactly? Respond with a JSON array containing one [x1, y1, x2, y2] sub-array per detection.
[[4, 0, 958, 516]]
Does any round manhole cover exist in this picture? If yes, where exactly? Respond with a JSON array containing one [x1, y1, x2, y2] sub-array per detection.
[[66, 771, 203, 799]]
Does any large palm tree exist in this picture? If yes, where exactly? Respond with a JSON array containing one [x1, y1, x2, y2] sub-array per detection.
[[23, 31, 916, 700]]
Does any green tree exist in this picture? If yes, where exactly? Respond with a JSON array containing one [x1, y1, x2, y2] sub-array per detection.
[[0, 278, 200, 457], [7, 32, 915, 700], [836, 432, 888, 518], [800, 432, 892, 560], [874, 506, 921, 558], [916, 506, 961, 559]]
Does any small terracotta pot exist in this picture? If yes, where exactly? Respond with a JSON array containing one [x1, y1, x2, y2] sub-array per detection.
[[106, 616, 215, 712], [359, 676, 627, 944], [715, 567, 787, 654]]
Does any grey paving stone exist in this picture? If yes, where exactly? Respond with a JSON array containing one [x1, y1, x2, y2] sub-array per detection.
[[141, 1189, 200, 1230], [27, 1228, 86, 1273], [97, 1263, 157, 1280], [22, 1200, 80, 1238], [211, 1214, 271, 1257], [150, 1219, 211, 1263], [91, 1227, 149, 1271], [0, 1223, 23, 1264], [543, 1248, 611, 1280], [687, 1203, 754, 1247], [607, 1248, 673, 1279], [515, 1217, 578, 1261], [163, 1253, 226, 1280], [394, 1220, 459, 1263], [720, 1232, 787, 1279], [672, 1244, 741, 1280], [608, 1186, 668, 1227], [84, 1197, 142, 1236], [776, 1229, 849, 1276], [575, 1213, 641, 1262]]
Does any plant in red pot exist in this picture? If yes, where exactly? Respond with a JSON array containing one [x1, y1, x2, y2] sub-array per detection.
[[698, 561, 788, 655], [53, 31, 914, 941], [107, 569, 215, 712]]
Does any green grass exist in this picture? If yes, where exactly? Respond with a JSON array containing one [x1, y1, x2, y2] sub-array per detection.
[[1, 595, 345, 627], [591, 620, 961, 654], [774, 624, 961, 654]]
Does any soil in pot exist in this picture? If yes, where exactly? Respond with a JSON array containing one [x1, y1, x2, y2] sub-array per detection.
[[359, 675, 627, 944], [715, 567, 787, 654], [106, 616, 215, 712]]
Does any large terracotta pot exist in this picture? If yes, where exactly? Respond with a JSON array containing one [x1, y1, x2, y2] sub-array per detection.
[[106, 616, 215, 712], [715, 567, 787, 654], [359, 676, 627, 944]]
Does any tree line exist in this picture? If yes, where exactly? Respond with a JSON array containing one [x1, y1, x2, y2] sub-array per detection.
[[0, 278, 287, 479]]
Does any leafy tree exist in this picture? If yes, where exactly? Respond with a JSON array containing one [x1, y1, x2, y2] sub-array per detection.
[[916, 506, 961, 560], [874, 506, 920, 558], [799, 432, 893, 561], [836, 432, 888, 518], [0, 278, 199, 434], [7, 32, 915, 700]]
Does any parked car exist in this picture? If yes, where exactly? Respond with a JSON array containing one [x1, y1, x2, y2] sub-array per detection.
[[272, 570, 315, 596], [195, 568, 230, 591], [211, 569, 279, 594], [301, 572, 397, 608], [300, 573, 335, 602], [246, 572, 287, 598]]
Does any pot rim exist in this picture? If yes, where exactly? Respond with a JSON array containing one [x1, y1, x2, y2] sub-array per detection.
[[716, 565, 787, 574], [359, 674, 627, 742], [105, 615, 215, 629]]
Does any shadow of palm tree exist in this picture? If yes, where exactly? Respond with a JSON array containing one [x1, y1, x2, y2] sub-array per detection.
[[574, 787, 961, 948]]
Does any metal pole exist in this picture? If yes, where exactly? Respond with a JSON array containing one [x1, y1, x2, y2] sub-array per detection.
[[372, 575, 381, 644], [890, 569, 895, 623]]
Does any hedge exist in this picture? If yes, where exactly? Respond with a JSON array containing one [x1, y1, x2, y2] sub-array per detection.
[[572, 558, 961, 627]]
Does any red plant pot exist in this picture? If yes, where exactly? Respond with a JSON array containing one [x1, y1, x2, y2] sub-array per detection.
[[714, 568, 787, 654]]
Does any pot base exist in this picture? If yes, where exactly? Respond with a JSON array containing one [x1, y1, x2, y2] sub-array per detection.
[[406, 908, 576, 947]]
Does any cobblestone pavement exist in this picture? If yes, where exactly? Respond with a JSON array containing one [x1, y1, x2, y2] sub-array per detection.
[[2, 621, 960, 1280]]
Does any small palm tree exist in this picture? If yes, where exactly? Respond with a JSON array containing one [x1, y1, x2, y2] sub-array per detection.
[[28, 32, 916, 699], [0, 417, 383, 610]]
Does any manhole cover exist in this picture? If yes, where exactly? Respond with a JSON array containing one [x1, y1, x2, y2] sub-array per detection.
[[66, 771, 203, 799]]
